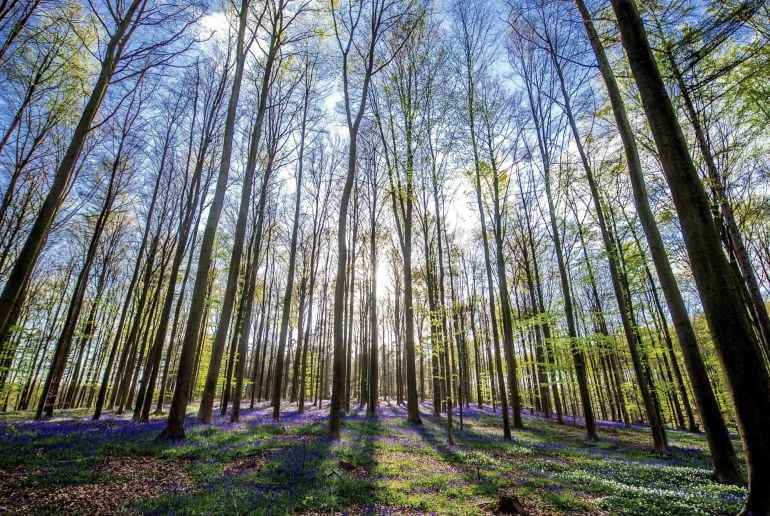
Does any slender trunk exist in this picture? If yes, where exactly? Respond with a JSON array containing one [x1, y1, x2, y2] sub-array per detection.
[[93, 157, 165, 419], [610, 0, 770, 508], [475, 119, 524, 430], [36, 183, 117, 419], [575, 222, 630, 427], [575, 0, 743, 482], [520, 244, 552, 419], [0, 0, 146, 351], [552, 41, 665, 446], [540, 159, 597, 440], [367, 206, 379, 417], [198, 12, 279, 424], [272, 104, 307, 419], [160, 0, 250, 439], [467, 91, 511, 439]]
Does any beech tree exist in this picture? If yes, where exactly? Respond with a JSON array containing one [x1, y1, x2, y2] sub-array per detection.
[[327, 0, 423, 438], [0, 3, 768, 510], [0, 0, 201, 361], [573, 0, 743, 483], [160, 0, 256, 438], [609, 0, 770, 511]]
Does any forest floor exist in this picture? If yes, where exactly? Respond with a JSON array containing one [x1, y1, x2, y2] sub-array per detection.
[[0, 401, 747, 515]]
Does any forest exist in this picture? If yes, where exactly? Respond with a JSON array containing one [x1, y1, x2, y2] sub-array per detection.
[[0, 0, 769, 514]]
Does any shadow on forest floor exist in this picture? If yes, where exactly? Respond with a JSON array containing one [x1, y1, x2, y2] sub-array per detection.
[[0, 400, 747, 514]]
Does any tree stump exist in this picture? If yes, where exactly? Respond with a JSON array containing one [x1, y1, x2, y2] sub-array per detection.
[[493, 493, 526, 515]]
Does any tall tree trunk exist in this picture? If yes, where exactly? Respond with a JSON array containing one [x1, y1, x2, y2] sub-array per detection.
[[36, 173, 118, 419], [138, 160, 210, 421], [467, 95, 511, 439], [114, 232, 162, 413], [550, 38, 663, 448], [609, 0, 770, 508], [575, 0, 743, 482], [0, 0, 146, 352], [540, 158, 597, 440], [367, 202, 379, 418], [402, 196, 422, 424], [520, 243, 552, 419], [62, 233, 116, 408], [198, 11, 280, 425], [493, 183, 523, 428], [271, 98, 307, 419], [93, 150, 165, 420], [160, 0, 251, 439], [573, 220, 631, 428]]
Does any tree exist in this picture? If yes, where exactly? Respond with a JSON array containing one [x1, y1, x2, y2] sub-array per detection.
[[196, 0, 299, 426], [359, 125, 385, 418], [132, 57, 229, 423], [272, 46, 318, 420], [453, 0, 513, 440], [327, 0, 423, 439], [508, 18, 598, 441], [573, 0, 743, 482], [160, 0, 253, 439], [609, 0, 770, 510], [0, 0, 200, 361]]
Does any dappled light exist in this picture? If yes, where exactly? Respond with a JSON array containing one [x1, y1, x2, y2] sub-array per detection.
[[0, 0, 769, 513]]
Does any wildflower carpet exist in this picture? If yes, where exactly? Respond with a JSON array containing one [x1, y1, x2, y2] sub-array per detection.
[[0, 403, 746, 514]]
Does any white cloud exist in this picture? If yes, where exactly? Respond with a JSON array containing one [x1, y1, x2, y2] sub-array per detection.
[[196, 10, 230, 52]]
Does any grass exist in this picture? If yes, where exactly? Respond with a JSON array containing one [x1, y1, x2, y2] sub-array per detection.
[[0, 401, 747, 515]]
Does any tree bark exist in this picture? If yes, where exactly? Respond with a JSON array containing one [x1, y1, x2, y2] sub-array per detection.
[[160, 0, 250, 439], [609, 0, 770, 508], [575, 0, 743, 482]]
